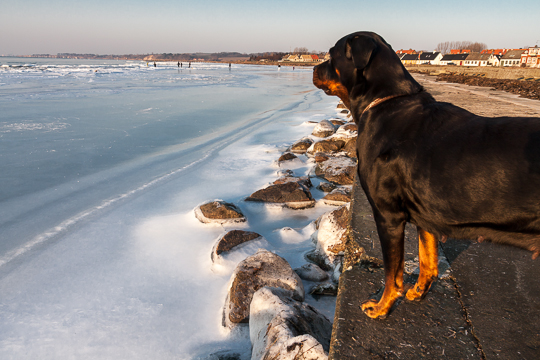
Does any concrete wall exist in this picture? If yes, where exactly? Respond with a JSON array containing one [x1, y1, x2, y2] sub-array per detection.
[[405, 65, 540, 80]]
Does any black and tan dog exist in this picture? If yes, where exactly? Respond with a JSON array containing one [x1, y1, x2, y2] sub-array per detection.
[[313, 31, 540, 319]]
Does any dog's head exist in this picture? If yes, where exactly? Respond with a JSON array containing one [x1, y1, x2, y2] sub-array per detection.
[[313, 32, 420, 114]]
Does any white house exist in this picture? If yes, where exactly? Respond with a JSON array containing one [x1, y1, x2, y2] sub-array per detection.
[[463, 52, 492, 66], [501, 50, 526, 66], [417, 52, 443, 65]]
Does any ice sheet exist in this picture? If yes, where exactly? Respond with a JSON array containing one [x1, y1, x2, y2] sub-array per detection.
[[0, 59, 341, 359]]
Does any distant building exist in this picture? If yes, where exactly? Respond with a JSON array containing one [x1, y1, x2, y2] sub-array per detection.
[[281, 54, 301, 62], [522, 46, 540, 68], [400, 53, 419, 65], [417, 52, 443, 65], [501, 50, 526, 66], [396, 49, 417, 55], [481, 49, 508, 56], [440, 54, 469, 66], [463, 52, 492, 66]]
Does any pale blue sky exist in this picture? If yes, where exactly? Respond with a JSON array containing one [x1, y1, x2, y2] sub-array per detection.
[[1, 0, 539, 55]]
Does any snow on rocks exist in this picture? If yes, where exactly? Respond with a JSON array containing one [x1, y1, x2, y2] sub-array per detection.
[[315, 156, 357, 185], [311, 204, 350, 271], [273, 175, 313, 189], [197, 110, 355, 357], [311, 119, 336, 138], [338, 122, 357, 133], [294, 263, 329, 282], [322, 187, 352, 206], [290, 137, 313, 154], [249, 287, 332, 360], [211, 230, 263, 262], [245, 181, 315, 210], [223, 250, 304, 328], [194, 200, 246, 224]]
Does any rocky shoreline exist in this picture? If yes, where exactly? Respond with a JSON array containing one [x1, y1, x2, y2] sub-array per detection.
[[193, 104, 356, 359]]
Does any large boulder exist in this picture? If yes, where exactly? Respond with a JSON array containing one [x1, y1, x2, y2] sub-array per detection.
[[273, 175, 312, 189], [250, 287, 332, 360], [246, 182, 315, 209], [314, 152, 330, 163], [315, 157, 357, 185], [322, 187, 352, 206], [223, 250, 304, 327], [335, 123, 358, 138], [312, 120, 336, 138], [211, 230, 263, 262], [342, 137, 357, 158], [194, 200, 246, 224], [311, 139, 345, 154], [290, 137, 314, 154], [311, 204, 350, 270], [330, 119, 346, 126], [278, 152, 298, 163]]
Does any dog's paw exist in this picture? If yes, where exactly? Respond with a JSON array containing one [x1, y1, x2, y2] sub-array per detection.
[[405, 285, 425, 301], [361, 299, 389, 319]]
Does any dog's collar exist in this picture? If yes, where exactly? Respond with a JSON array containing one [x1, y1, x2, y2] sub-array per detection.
[[361, 94, 403, 117]]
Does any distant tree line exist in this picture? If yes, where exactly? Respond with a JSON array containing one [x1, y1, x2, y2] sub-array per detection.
[[435, 41, 488, 54], [249, 52, 287, 61]]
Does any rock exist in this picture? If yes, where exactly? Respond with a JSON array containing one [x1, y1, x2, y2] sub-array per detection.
[[322, 187, 352, 206], [330, 119, 346, 126], [311, 120, 336, 138], [294, 263, 329, 282], [341, 123, 357, 132], [246, 182, 315, 209], [335, 123, 358, 138], [311, 204, 350, 270], [311, 139, 345, 154], [278, 152, 297, 162], [273, 175, 312, 189], [250, 287, 332, 360], [194, 200, 246, 224], [305, 249, 332, 271], [342, 137, 357, 158], [211, 230, 263, 262], [314, 152, 330, 163], [315, 157, 357, 185], [290, 137, 313, 154], [317, 182, 336, 193], [223, 250, 304, 327], [309, 283, 339, 296], [340, 109, 349, 115], [336, 102, 348, 109]]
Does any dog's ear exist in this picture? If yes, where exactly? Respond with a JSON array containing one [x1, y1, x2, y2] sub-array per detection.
[[345, 35, 377, 69]]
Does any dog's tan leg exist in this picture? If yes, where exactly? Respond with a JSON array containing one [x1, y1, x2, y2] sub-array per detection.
[[361, 218, 405, 319], [406, 228, 438, 301]]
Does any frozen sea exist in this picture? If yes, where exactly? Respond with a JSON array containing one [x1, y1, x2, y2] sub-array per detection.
[[0, 58, 340, 359]]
